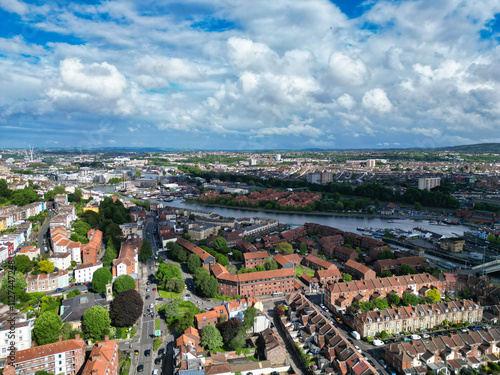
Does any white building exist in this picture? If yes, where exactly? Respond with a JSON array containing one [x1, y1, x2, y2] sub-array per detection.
[[0, 317, 33, 359], [418, 177, 441, 191], [49, 252, 72, 270], [74, 262, 103, 284]]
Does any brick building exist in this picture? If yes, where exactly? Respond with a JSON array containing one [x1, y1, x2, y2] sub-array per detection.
[[81, 336, 119, 375], [211, 263, 295, 298], [302, 254, 337, 270], [112, 235, 140, 277], [4, 335, 85, 375], [373, 257, 428, 275], [344, 259, 376, 280], [176, 238, 215, 270], [243, 251, 269, 268]]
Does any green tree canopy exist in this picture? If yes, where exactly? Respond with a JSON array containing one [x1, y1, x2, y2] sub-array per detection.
[[81, 210, 100, 228], [298, 242, 308, 255], [264, 258, 278, 271], [14, 254, 32, 274], [377, 249, 395, 260], [83, 305, 111, 340], [402, 293, 419, 306], [187, 254, 202, 273], [427, 289, 441, 303], [275, 242, 293, 254], [1, 271, 28, 300], [215, 253, 229, 266], [102, 246, 117, 268], [156, 263, 182, 287], [33, 312, 63, 345], [342, 273, 352, 282], [139, 239, 152, 262], [212, 237, 228, 253], [44, 186, 67, 201], [388, 293, 400, 306], [173, 311, 195, 333], [11, 188, 40, 206], [166, 278, 185, 293], [163, 300, 180, 319], [38, 260, 55, 274], [92, 268, 113, 293], [398, 264, 416, 275], [193, 267, 218, 298], [243, 306, 258, 331], [201, 324, 223, 351], [113, 275, 136, 295]]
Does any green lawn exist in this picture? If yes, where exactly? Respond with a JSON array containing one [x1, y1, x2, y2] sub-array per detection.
[[158, 290, 183, 299], [295, 266, 315, 278]]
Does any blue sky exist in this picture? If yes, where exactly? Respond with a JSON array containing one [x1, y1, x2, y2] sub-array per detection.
[[1, 0, 500, 150]]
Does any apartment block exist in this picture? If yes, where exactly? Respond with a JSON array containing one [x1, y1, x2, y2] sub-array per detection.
[[243, 251, 268, 268], [4, 335, 85, 375], [0, 317, 33, 360], [211, 263, 295, 298], [81, 336, 119, 375], [176, 238, 215, 270], [344, 259, 377, 280], [418, 177, 441, 191], [74, 262, 103, 284], [373, 257, 428, 275]]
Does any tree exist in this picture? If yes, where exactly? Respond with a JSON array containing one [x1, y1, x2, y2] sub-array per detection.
[[110, 289, 143, 327], [173, 311, 195, 333], [113, 275, 136, 295], [102, 246, 117, 268], [38, 260, 55, 274], [402, 293, 419, 306], [388, 293, 400, 306], [44, 185, 66, 201], [380, 270, 392, 277], [166, 278, 185, 293], [81, 210, 100, 228], [83, 306, 111, 340], [33, 312, 63, 345], [201, 324, 224, 351], [227, 264, 237, 274], [193, 267, 218, 298], [380, 330, 389, 340], [1, 271, 27, 300], [163, 301, 179, 320], [232, 249, 243, 262], [92, 268, 113, 293], [342, 273, 352, 282], [427, 289, 441, 303], [187, 254, 201, 273], [264, 258, 278, 271], [213, 237, 228, 253], [414, 202, 423, 211], [11, 188, 40, 206], [399, 264, 416, 275], [377, 249, 395, 260], [156, 263, 182, 287], [215, 253, 229, 266], [14, 254, 32, 274], [243, 306, 258, 331], [139, 239, 153, 262], [299, 242, 308, 255], [373, 298, 389, 310], [218, 318, 243, 347], [275, 242, 293, 254]]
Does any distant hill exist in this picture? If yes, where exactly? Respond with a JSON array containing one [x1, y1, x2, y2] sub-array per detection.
[[439, 143, 500, 153]]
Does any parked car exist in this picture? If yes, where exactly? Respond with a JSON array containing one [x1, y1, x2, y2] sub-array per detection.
[[354, 345, 361, 352], [153, 287, 157, 291], [145, 349, 151, 357], [146, 295, 150, 299], [372, 340, 384, 347], [137, 364, 144, 372], [422, 333, 430, 338], [154, 358, 161, 365], [460, 328, 468, 333], [153, 370, 159, 375], [403, 337, 411, 342], [158, 348, 165, 356], [387, 367, 396, 375], [410, 334, 421, 340], [134, 350, 139, 355]]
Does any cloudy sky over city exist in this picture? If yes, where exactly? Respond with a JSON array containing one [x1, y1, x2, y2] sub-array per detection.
[[1, 0, 500, 150]]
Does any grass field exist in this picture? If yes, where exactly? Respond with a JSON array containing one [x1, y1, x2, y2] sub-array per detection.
[[295, 265, 315, 278]]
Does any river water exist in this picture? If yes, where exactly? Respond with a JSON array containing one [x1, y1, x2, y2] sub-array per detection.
[[91, 185, 470, 237]]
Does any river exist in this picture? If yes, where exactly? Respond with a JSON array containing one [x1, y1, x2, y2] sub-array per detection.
[[91, 185, 470, 237]]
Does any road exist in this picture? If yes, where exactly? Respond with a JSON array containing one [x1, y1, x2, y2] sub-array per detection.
[[37, 211, 55, 253]]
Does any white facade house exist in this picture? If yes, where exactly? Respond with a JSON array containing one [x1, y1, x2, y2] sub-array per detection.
[[74, 262, 103, 284], [0, 319, 33, 359], [49, 252, 72, 271]]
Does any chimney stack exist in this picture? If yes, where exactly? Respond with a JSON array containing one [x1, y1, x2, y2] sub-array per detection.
[[105, 334, 109, 341], [58, 335, 63, 342]]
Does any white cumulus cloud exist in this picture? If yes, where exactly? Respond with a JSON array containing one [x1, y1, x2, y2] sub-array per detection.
[[362, 88, 393, 114]]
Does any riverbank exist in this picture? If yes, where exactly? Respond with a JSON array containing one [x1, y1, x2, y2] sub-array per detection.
[[183, 199, 405, 219]]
